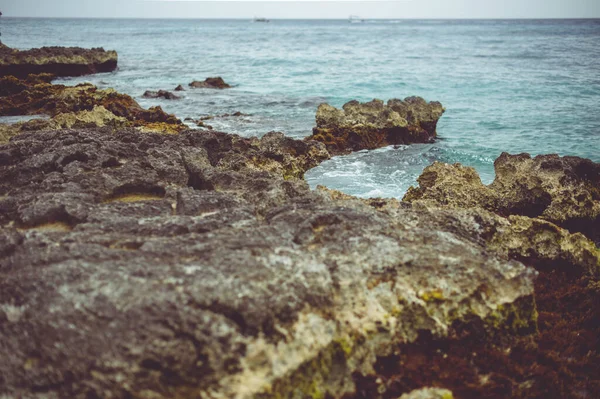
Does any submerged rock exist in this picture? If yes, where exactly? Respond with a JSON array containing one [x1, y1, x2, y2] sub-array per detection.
[[0, 43, 118, 78], [189, 76, 231, 89], [404, 153, 600, 244], [307, 97, 445, 155], [0, 128, 539, 399], [143, 89, 180, 100]]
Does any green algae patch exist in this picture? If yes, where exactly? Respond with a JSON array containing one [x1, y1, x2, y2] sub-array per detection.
[[256, 342, 351, 399], [483, 296, 539, 335]]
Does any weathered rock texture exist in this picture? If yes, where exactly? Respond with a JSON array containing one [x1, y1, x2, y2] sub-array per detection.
[[0, 128, 544, 399], [403, 153, 600, 245], [362, 154, 600, 399], [306, 98, 445, 155], [189, 77, 231, 89], [0, 43, 118, 78], [0, 76, 184, 136]]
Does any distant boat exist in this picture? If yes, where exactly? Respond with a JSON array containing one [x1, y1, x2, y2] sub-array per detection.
[[349, 15, 365, 24], [253, 17, 270, 23]]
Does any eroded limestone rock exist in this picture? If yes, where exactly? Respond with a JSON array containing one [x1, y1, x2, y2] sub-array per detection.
[[0, 128, 537, 399], [404, 153, 600, 244], [307, 98, 445, 155], [0, 77, 185, 134]]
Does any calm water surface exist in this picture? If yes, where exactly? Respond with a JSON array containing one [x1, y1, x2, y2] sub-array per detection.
[[3, 18, 599, 198]]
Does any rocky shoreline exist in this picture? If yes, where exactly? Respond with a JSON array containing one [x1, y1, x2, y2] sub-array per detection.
[[0, 74, 185, 140], [0, 46, 598, 399], [0, 43, 118, 78]]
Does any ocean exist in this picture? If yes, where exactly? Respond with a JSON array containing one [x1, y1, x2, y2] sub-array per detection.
[[2, 18, 599, 198]]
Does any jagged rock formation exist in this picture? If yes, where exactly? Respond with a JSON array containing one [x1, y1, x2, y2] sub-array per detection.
[[306, 97, 445, 155], [0, 128, 544, 399], [0, 76, 184, 135], [372, 155, 600, 399], [0, 43, 118, 78], [143, 90, 180, 100], [403, 153, 600, 245], [189, 77, 231, 89]]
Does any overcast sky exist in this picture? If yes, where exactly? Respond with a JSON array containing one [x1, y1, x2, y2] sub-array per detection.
[[2, 0, 600, 19]]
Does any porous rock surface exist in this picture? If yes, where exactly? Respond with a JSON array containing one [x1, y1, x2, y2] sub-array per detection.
[[0, 128, 541, 399], [0, 42, 118, 78], [403, 153, 600, 245], [306, 98, 445, 155]]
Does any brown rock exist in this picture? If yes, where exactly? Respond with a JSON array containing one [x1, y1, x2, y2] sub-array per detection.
[[0, 77, 185, 133], [403, 153, 600, 244], [0, 44, 118, 78], [306, 97, 445, 155], [174, 84, 185, 91], [189, 77, 231, 89], [143, 90, 180, 100]]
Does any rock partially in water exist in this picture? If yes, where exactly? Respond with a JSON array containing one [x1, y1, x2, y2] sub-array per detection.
[[189, 77, 231, 89], [0, 128, 538, 399], [0, 43, 118, 78], [306, 97, 445, 155], [143, 90, 180, 100], [0, 76, 185, 134], [404, 153, 600, 244], [174, 84, 185, 91]]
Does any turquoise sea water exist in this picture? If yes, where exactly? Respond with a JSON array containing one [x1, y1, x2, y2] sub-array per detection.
[[2, 18, 600, 198]]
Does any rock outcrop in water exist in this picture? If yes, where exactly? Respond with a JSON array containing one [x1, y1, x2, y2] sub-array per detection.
[[143, 90, 180, 100], [306, 97, 445, 155], [0, 43, 118, 78], [403, 153, 600, 245], [189, 77, 231, 89], [0, 75, 184, 136]]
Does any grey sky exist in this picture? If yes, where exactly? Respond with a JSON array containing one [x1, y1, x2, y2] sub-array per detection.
[[1, 0, 600, 19]]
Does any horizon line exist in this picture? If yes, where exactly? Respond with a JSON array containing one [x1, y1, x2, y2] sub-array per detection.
[[2, 16, 600, 20]]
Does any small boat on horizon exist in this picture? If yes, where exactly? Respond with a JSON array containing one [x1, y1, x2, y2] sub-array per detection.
[[253, 17, 270, 23], [349, 15, 365, 23]]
